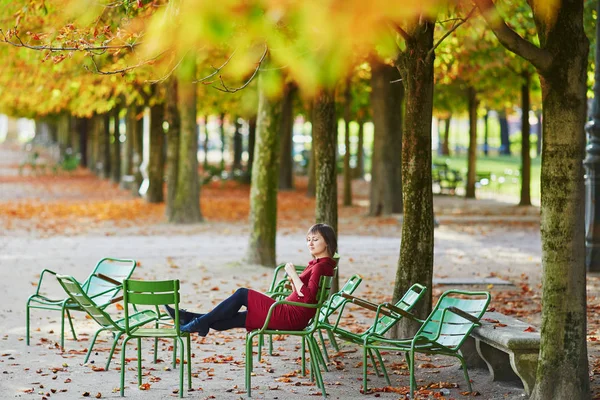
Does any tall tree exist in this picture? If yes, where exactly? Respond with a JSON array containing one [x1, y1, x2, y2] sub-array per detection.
[[165, 77, 181, 220], [392, 15, 436, 336], [313, 87, 339, 291], [475, 1, 590, 398], [520, 71, 532, 206], [247, 69, 283, 266], [369, 59, 404, 216], [342, 78, 353, 207], [171, 53, 203, 223], [279, 81, 297, 190], [465, 86, 478, 199], [109, 107, 122, 184]]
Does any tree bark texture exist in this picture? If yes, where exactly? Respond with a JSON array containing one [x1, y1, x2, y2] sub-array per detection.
[[110, 108, 122, 184], [233, 118, 243, 172], [279, 82, 297, 190], [369, 60, 404, 216], [393, 20, 435, 337], [355, 119, 365, 179], [499, 109, 511, 155], [442, 115, 451, 156], [520, 73, 532, 206], [530, 6, 589, 399], [145, 104, 165, 203], [247, 73, 282, 266], [313, 87, 339, 291], [165, 78, 181, 221], [78, 117, 89, 168], [343, 80, 353, 206], [171, 56, 203, 223], [246, 116, 257, 182], [466, 86, 478, 199]]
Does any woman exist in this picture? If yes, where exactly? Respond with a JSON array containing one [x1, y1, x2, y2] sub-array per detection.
[[166, 223, 337, 336]]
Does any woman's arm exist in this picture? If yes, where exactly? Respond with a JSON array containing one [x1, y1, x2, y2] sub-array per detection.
[[284, 263, 305, 297]]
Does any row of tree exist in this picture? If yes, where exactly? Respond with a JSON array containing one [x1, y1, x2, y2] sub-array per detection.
[[0, 1, 594, 398]]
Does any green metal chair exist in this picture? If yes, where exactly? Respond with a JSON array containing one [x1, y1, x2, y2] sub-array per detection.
[[55, 275, 161, 371], [362, 290, 491, 397], [245, 275, 333, 399], [259, 273, 362, 362], [317, 283, 427, 383], [26, 258, 137, 349], [121, 279, 192, 398]]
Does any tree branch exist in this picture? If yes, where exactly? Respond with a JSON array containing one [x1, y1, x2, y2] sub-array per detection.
[[0, 28, 139, 55], [427, 6, 476, 62], [473, 0, 552, 72], [85, 50, 170, 76], [389, 22, 410, 42], [212, 44, 268, 93]]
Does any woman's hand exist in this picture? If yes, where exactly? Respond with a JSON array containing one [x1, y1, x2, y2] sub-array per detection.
[[284, 262, 304, 297]]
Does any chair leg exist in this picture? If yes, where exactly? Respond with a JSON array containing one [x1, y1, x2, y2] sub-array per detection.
[[368, 348, 381, 377], [25, 303, 31, 346], [326, 328, 339, 352], [177, 337, 184, 398], [374, 349, 391, 385], [172, 338, 178, 368], [245, 333, 256, 398], [137, 338, 142, 386], [456, 353, 473, 393], [120, 337, 131, 397], [85, 327, 106, 364], [307, 337, 326, 398], [362, 346, 369, 393], [317, 330, 330, 363], [408, 349, 416, 399], [105, 332, 122, 371], [312, 336, 329, 373], [301, 337, 306, 377], [186, 335, 192, 390], [257, 334, 263, 362], [65, 309, 77, 341]]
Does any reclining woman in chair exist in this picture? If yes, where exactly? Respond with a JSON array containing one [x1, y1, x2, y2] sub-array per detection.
[[165, 223, 337, 337]]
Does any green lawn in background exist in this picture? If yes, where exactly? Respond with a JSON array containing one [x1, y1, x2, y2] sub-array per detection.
[[432, 154, 541, 202]]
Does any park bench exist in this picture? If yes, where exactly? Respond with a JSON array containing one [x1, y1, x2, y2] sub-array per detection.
[[432, 162, 463, 194], [460, 311, 540, 395]]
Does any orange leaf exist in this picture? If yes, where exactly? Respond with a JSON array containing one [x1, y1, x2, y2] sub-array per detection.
[[115, 303, 124, 311]]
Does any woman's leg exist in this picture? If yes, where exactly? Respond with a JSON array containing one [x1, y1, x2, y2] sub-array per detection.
[[181, 288, 249, 335], [210, 311, 247, 331]]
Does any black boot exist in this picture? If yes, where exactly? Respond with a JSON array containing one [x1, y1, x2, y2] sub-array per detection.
[[163, 305, 202, 325]]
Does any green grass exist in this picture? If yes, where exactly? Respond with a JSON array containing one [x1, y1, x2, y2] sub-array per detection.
[[433, 154, 541, 202]]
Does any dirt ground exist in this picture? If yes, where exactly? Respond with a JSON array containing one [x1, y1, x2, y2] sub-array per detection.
[[0, 142, 598, 400]]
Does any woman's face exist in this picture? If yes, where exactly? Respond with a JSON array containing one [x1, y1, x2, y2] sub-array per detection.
[[307, 231, 329, 258]]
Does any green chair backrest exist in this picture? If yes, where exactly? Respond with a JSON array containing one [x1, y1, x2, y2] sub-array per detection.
[[320, 274, 362, 320], [370, 283, 427, 336], [418, 290, 491, 349], [56, 275, 120, 330], [122, 279, 181, 334], [82, 258, 137, 304]]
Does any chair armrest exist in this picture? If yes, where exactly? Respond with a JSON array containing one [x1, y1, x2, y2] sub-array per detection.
[[256, 299, 318, 333], [381, 303, 421, 322], [95, 273, 121, 286], [33, 269, 58, 296], [447, 306, 481, 325], [340, 293, 380, 312]]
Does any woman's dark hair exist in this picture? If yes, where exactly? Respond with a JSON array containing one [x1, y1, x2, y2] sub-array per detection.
[[307, 223, 337, 258]]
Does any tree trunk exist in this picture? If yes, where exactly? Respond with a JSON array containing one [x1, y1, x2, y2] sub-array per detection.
[[355, 119, 365, 179], [246, 115, 256, 182], [307, 104, 317, 198], [171, 54, 203, 223], [442, 115, 451, 156], [203, 115, 210, 170], [499, 109, 511, 155], [233, 117, 243, 173], [103, 113, 111, 179], [536, 110, 542, 157], [94, 114, 108, 178], [78, 117, 89, 168], [165, 77, 181, 220], [369, 60, 404, 216], [343, 80, 353, 206], [219, 112, 226, 172], [465, 86, 478, 199], [130, 106, 144, 197], [247, 71, 282, 266], [121, 111, 133, 187], [279, 82, 297, 190], [520, 73, 532, 206], [146, 104, 165, 203], [313, 87, 339, 292], [529, 6, 589, 398], [483, 110, 489, 156], [110, 108, 122, 184], [393, 20, 435, 337]]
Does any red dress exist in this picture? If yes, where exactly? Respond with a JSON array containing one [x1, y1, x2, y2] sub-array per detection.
[[245, 257, 336, 331]]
